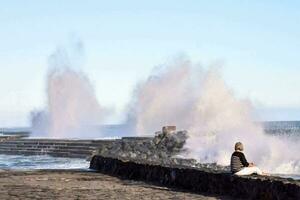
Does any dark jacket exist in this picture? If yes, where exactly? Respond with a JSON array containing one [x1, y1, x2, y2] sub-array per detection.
[[230, 151, 249, 173]]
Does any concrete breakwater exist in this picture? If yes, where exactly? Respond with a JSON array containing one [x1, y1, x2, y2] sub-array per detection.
[[89, 127, 300, 200], [90, 155, 300, 200], [0, 126, 190, 163], [0, 137, 113, 159]]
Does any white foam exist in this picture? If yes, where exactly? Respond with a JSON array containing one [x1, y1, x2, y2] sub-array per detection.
[[0, 154, 89, 170]]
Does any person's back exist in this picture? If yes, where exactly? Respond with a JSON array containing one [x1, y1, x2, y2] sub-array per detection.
[[230, 151, 249, 173], [230, 142, 266, 176]]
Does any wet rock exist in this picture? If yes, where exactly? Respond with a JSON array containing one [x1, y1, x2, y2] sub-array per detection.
[[153, 130, 187, 154], [94, 129, 188, 166]]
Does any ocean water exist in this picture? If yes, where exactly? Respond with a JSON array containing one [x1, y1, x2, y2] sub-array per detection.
[[0, 154, 89, 170], [274, 174, 300, 180], [263, 121, 300, 136]]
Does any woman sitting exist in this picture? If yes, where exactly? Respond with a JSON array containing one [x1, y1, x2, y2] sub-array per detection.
[[230, 142, 267, 176]]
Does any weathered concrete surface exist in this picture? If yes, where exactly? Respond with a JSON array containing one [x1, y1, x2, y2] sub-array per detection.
[[0, 138, 111, 159], [0, 135, 26, 142], [90, 156, 300, 200], [0, 170, 227, 200]]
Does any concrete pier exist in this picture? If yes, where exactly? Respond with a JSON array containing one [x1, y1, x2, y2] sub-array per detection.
[[0, 137, 113, 159]]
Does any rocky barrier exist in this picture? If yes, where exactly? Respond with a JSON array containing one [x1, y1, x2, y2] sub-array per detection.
[[90, 127, 300, 200], [90, 155, 300, 200], [92, 127, 230, 172]]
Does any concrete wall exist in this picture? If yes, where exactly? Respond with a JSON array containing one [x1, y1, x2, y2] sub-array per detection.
[[90, 155, 300, 200], [0, 137, 115, 159], [89, 129, 300, 200]]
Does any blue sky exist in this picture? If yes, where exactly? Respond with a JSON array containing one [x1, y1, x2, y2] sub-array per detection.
[[0, 0, 300, 127]]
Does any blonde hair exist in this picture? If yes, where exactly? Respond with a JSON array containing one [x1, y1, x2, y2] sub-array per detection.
[[235, 142, 244, 151]]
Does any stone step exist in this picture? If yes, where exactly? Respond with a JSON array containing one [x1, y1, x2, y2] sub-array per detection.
[[0, 143, 95, 148], [0, 147, 93, 154], [0, 138, 114, 158], [0, 144, 96, 151], [1, 138, 115, 143], [0, 144, 97, 149], [2, 141, 101, 146], [0, 149, 94, 156], [0, 150, 90, 158], [0, 148, 95, 155], [0, 150, 68, 155], [0, 144, 96, 150]]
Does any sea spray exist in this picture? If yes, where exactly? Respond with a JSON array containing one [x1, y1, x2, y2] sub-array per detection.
[[46, 68, 106, 138], [31, 42, 107, 138], [128, 58, 300, 174], [128, 59, 193, 135]]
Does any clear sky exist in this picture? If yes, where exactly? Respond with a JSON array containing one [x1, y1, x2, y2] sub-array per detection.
[[0, 0, 300, 127]]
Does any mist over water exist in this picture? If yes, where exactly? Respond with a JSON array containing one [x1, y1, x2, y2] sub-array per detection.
[[128, 59, 300, 174], [31, 42, 106, 138]]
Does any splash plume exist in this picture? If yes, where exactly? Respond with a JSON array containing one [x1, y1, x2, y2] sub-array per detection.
[[46, 68, 105, 138], [31, 42, 106, 138], [128, 58, 300, 174]]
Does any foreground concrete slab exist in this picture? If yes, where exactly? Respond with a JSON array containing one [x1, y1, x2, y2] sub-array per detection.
[[0, 170, 228, 200]]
